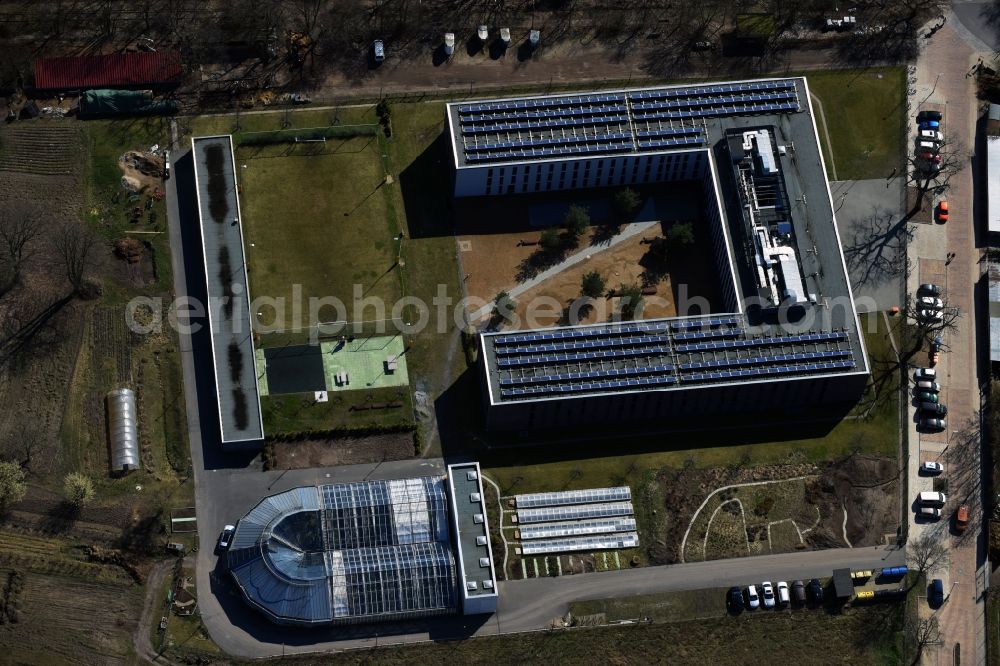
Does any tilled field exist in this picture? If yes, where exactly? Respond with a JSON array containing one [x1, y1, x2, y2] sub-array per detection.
[[0, 569, 141, 665]]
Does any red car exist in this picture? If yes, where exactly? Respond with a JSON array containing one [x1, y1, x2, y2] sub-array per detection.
[[937, 200, 949, 223]]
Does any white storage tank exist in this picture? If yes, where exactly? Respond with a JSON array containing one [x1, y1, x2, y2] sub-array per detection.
[[107, 388, 140, 472]]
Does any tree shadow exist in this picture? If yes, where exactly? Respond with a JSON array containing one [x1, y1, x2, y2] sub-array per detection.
[[842, 207, 913, 290]]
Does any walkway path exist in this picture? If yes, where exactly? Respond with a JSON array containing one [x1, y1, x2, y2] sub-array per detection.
[[469, 219, 661, 322]]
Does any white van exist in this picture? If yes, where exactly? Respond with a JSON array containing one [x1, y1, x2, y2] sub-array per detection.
[[918, 491, 946, 506]]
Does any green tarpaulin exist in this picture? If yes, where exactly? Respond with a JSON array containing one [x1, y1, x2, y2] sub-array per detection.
[[80, 89, 178, 118]]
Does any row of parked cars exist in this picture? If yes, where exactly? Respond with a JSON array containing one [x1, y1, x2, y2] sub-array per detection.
[[914, 465, 969, 532], [916, 282, 944, 326], [915, 110, 944, 175], [728, 579, 824, 612]]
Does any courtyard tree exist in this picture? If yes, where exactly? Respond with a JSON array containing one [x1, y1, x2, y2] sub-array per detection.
[[618, 282, 644, 320], [64, 472, 95, 507], [539, 226, 563, 252], [493, 291, 517, 324], [612, 187, 642, 222], [669, 221, 696, 248], [563, 204, 591, 238], [0, 461, 26, 510], [581, 271, 606, 299]]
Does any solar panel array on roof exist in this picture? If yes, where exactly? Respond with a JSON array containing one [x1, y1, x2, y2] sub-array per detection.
[[520, 532, 640, 555], [455, 79, 800, 165], [518, 517, 637, 540], [517, 501, 635, 524], [515, 486, 632, 509], [674, 330, 846, 353], [227, 478, 459, 626]]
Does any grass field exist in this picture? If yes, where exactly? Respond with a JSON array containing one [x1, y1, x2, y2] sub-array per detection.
[[277, 600, 903, 665], [261, 387, 414, 433], [238, 134, 402, 326], [804, 67, 907, 181]]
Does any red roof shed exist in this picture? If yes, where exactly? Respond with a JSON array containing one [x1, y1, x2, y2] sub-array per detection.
[[34, 51, 183, 90]]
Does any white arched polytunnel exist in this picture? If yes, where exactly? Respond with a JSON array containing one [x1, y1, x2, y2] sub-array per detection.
[[107, 388, 140, 472]]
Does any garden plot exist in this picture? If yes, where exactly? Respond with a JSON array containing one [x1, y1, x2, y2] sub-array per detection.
[[682, 476, 822, 562]]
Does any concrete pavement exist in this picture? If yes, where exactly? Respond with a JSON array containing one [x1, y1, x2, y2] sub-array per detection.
[[907, 14, 989, 665]]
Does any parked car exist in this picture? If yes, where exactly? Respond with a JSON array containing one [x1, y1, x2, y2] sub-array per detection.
[[919, 119, 940, 129], [919, 309, 944, 323], [777, 581, 790, 606], [915, 380, 941, 392], [163, 150, 171, 179], [761, 581, 776, 608], [728, 586, 744, 612], [920, 417, 947, 431], [915, 391, 939, 403], [746, 584, 760, 610], [216, 524, 236, 552], [920, 402, 947, 416], [920, 461, 945, 475], [372, 39, 385, 62], [919, 506, 942, 519], [808, 578, 825, 606], [936, 200, 949, 223], [919, 151, 942, 162], [930, 351, 940, 366], [918, 296, 943, 310], [477, 25, 489, 42], [955, 505, 969, 534], [792, 580, 806, 605], [929, 578, 944, 606], [443, 32, 455, 56], [917, 284, 942, 298], [914, 366, 937, 380], [918, 110, 943, 122], [919, 491, 947, 505]]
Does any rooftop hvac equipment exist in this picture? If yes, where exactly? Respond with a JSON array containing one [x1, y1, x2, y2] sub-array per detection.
[[107, 388, 140, 472]]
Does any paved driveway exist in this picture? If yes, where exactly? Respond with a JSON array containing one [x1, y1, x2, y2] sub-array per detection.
[[907, 13, 990, 665], [831, 178, 907, 311]]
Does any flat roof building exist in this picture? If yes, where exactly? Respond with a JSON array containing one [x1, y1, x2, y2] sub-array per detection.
[[446, 463, 499, 614], [191, 136, 263, 449], [447, 78, 869, 431]]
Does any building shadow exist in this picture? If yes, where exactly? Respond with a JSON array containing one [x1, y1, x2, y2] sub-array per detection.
[[433, 361, 853, 468], [398, 133, 456, 239]]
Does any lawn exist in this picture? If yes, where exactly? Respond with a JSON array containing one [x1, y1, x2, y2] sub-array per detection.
[[804, 67, 907, 181], [261, 387, 414, 434], [237, 133, 402, 329]]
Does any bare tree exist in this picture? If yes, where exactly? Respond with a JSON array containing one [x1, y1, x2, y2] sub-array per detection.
[[909, 135, 968, 206], [906, 615, 941, 665], [52, 222, 99, 296], [0, 206, 41, 295], [897, 293, 961, 364], [907, 532, 950, 582]]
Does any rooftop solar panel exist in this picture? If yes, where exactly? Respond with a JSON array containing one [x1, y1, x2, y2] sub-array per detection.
[[674, 330, 848, 353], [519, 532, 639, 555]]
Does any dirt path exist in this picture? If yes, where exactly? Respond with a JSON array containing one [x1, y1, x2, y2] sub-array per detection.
[[134, 558, 178, 665]]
